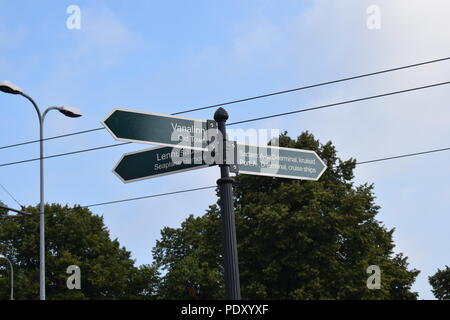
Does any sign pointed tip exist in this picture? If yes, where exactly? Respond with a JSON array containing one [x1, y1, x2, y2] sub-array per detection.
[[101, 108, 119, 127], [315, 153, 327, 180]]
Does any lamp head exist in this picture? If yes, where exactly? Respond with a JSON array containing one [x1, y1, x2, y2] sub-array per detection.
[[0, 80, 23, 95], [57, 106, 82, 118], [0, 254, 5, 259]]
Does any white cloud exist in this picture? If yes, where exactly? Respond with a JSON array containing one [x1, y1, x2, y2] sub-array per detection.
[[188, 0, 450, 299], [5, 0, 447, 298], [232, 0, 450, 172], [32, 4, 142, 136]]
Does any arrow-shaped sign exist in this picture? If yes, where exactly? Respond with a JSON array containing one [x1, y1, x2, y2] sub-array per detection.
[[114, 146, 209, 183], [102, 108, 215, 151], [235, 143, 326, 181], [102, 108, 326, 183], [113, 142, 326, 183]]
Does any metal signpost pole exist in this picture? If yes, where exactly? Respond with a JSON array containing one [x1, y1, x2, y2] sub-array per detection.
[[214, 107, 241, 300]]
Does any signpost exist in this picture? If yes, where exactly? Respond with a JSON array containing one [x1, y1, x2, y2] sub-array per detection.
[[114, 146, 209, 183], [214, 108, 241, 300], [102, 108, 215, 151], [102, 106, 327, 300]]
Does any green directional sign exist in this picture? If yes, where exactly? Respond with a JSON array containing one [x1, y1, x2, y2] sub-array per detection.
[[113, 143, 326, 183], [114, 146, 209, 183], [102, 108, 214, 151], [235, 143, 326, 181]]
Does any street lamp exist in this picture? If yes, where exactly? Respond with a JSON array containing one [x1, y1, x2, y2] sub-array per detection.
[[0, 80, 82, 300], [0, 254, 13, 300]]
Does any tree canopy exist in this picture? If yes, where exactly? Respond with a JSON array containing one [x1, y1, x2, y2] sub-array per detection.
[[0, 132, 421, 300], [429, 266, 450, 300], [0, 204, 158, 300], [153, 132, 420, 299]]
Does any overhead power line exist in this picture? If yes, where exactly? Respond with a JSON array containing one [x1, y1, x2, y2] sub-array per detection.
[[0, 128, 104, 151], [355, 147, 450, 165], [0, 80, 448, 168], [84, 186, 216, 208], [172, 56, 450, 114], [0, 142, 131, 168], [0, 182, 23, 208], [82, 145, 450, 208], [5, 143, 449, 211], [1, 56, 449, 151], [228, 81, 450, 125]]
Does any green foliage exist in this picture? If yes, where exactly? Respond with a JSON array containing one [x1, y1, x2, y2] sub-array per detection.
[[153, 211, 224, 299], [0, 204, 159, 300], [0, 132, 421, 300], [429, 266, 450, 300], [153, 132, 419, 299]]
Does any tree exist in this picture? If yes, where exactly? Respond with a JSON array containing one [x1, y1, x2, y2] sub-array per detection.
[[152, 132, 420, 299], [0, 204, 159, 300], [429, 266, 450, 300]]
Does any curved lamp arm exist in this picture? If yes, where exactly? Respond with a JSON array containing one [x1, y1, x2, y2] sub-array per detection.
[[20, 92, 43, 125], [43, 106, 61, 121]]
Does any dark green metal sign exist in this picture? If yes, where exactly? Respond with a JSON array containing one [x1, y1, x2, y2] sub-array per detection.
[[102, 108, 211, 150], [114, 146, 209, 183], [235, 143, 326, 181], [102, 108, 326, 183], [112, 142, 326, 183]]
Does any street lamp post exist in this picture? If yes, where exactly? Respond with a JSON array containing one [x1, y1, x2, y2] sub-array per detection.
[[0, 254, 13, 300], [0, 80, 82, 300]]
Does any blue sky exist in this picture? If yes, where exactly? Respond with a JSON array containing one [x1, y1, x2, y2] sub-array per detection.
[[1, 0, 450, 299]]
